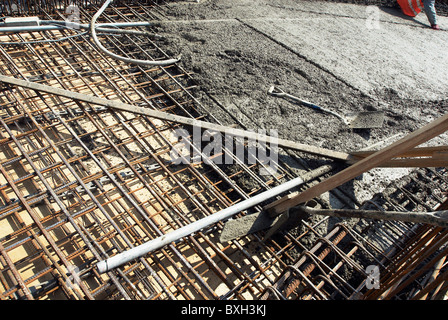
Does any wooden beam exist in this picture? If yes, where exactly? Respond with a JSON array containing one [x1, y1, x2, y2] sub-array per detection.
[[350, 146, 448, 161], [0, 75, 351, 161], [265, 112, 448, 216]]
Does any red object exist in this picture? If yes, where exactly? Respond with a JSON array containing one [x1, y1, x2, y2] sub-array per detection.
[[397, 0, 424, 17]]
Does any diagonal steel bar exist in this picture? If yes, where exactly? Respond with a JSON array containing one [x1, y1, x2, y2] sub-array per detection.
[[0, 75, 351, 161]]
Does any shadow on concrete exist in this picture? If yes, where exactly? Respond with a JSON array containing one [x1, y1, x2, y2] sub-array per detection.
[[379, 6, 429, 28]]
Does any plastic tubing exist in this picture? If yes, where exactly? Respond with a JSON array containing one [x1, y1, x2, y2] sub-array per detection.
[[96, 173, 314, 273], [89, 0, 180, 66]]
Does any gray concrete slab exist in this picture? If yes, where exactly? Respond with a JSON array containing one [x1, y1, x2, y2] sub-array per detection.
[[178, 0, 448, 100], [236, 1, 448, 100]]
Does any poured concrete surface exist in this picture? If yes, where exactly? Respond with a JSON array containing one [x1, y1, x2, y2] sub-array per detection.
[[159, 0, 447, 208], [239, 1, 448, 100], [172, 0, 448, 101]]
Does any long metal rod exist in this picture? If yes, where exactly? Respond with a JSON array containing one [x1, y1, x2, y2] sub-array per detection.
[[298, 206, 448, 229], [0, 74, 351, 161], [89, 0, 180, 66], [1, 74, 441, 168]]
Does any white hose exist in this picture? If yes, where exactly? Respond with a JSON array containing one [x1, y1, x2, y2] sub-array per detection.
[[90, 0, 180, 66], [96, 175, 305, 273], [96, 165, 333, 273]]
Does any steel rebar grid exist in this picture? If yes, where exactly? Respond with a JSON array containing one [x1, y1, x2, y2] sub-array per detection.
[[67, 3, 364, 300], [0, 0, 166, 16], [259, 167, 448, 300], [0, 3, 337, 300], [360, 194, 448, 300]]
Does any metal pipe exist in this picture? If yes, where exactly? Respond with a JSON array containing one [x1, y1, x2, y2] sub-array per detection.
[[96, 165, 333, 273], [41, 21, 153, 29], [0, 22, 152, 33]]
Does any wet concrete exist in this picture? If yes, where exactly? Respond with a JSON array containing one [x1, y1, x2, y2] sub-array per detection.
[[157, 0, 447, 209], [166, 0, 448, 100], [154, 1, 448, 248]]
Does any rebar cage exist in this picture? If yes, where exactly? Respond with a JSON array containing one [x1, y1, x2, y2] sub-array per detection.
[[0, 0, 167, 15], [0, 1, 447, 300], [0, 1, 308, 300]]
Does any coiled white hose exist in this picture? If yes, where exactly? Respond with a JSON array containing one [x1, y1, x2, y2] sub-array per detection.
[[89, 0, 180, 66]]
